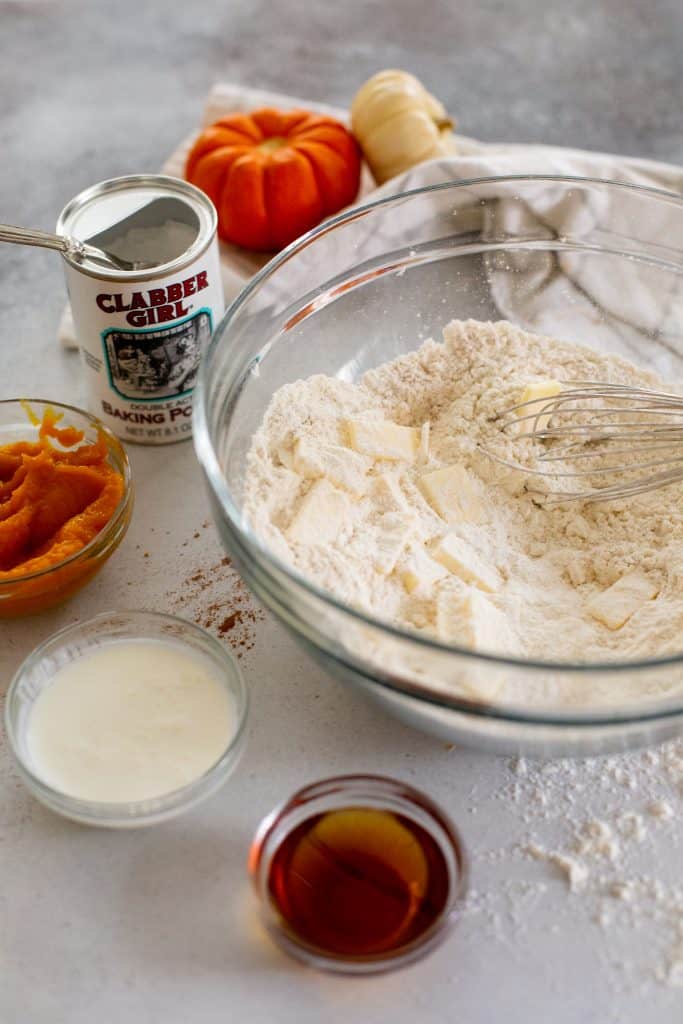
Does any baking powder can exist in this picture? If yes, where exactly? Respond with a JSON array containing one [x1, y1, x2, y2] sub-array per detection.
[[57, 175, 224, 444]]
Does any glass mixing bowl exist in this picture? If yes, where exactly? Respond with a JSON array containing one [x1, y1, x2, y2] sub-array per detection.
[[194, 176, 683, 756]]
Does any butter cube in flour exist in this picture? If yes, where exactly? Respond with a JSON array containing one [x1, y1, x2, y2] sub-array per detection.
[[345, 418, 420, 461], [586, 570, 659, 630], [287, 479, 351, 545], [375, 473, 410, 512], [432, 533, 500, 592], [436, 586, 515, 654], [399, 547, 449, 594], [419, 465, 486, 523], [346, 512, 414, 575], [516, 379, 562, 432], [293, 438, 371, 497], [371, 513, 414, 575], [418, 422, 431, 462]]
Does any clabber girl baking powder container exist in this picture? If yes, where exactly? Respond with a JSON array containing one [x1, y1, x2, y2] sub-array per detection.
[[57, 175, 223, 444]]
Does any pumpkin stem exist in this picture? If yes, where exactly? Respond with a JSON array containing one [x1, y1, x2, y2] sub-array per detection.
[[258, 136, 288, 153], [435, 116, 455, 132]]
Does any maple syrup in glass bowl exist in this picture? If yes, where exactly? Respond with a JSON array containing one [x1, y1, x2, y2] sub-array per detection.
[[248, 775, 467, 973]]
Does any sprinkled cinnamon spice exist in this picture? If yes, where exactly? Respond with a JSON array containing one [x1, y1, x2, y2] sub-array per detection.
[[218, 610, 242, 636], [165, 531, 264, 657]]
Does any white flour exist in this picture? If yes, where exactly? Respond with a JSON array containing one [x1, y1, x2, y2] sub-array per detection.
[[244, 319, 683, 704], [458, 738, 683, 997], [497, 740, 683, 992]]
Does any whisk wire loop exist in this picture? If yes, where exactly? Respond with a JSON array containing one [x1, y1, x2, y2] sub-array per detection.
[[483, 380, 683, 503]]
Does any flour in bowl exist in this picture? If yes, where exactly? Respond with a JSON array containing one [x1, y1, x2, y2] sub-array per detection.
[[244, 320, 683, 697]]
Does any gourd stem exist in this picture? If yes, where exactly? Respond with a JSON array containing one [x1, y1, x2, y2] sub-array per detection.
[[258, 136, 288, 153]]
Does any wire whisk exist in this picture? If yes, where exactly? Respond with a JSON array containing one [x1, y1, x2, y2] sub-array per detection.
[[481, 381, 683, 503]]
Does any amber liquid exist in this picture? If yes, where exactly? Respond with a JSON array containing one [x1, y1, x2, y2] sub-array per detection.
[[267, 807, 450, 957]]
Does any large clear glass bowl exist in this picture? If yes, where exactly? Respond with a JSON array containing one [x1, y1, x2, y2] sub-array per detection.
[[194, 176, 683, 756]]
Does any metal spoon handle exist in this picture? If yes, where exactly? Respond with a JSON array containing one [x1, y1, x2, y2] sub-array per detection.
[[0, 222, 150, 272], [0, 222, 86, 261]]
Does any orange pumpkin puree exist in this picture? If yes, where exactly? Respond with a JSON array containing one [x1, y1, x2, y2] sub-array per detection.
[[0, 407, 124, 580]]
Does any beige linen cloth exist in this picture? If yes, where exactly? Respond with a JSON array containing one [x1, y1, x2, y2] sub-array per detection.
[[57, 81, 683, 350]]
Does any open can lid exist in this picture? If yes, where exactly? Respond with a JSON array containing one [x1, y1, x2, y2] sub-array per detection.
[[56, 174, 217, 281]]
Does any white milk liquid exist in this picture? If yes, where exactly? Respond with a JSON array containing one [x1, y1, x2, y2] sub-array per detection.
[[27, 640, 234, 803]]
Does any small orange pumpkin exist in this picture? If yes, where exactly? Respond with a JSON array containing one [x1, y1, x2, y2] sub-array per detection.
[[185, 108, 362, 252]]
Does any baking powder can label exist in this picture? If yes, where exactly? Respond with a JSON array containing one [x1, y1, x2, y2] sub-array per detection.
[[58, 175, 224, 445], [63, 243, 223, 444]]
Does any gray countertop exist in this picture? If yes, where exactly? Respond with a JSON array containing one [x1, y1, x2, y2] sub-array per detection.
[[2, 2, 682, 1022]]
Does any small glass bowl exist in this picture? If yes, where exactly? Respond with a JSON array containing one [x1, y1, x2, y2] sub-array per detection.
[[248, 775, 468, 974], [5, 610, 249, 827], [0, 399, 133, 618]]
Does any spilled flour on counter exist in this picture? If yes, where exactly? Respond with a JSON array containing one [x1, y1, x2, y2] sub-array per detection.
[[462, 738, 683, 996], [244, 319, 683, 706]]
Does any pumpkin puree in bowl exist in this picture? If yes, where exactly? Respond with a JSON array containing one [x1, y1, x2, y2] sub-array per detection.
[[0, 407, 124, 580]]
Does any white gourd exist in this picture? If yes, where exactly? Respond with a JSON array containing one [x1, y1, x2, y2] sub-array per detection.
[[351, 70, 457, 184]]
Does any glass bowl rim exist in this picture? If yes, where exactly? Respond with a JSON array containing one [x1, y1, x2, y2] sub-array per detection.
[[0, 398, 133, 586], [5, 609, 250, 824], [193, 174, 683, 700]]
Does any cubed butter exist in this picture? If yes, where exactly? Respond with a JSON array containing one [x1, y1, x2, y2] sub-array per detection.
[[293, 437, 372, 497], [275, 443, 296, 470], [418, 465, 487, 523], [586, 570, 659, 630], [436, 585, 515, 654], [432, 532, 500, 592], [345, 417, 420, 461], [516, 379, 562, 432], [398, 547, 449, 594], [371, 513, 414, 575], [374, 473, 409, 512], [287, 479, 351, 545], [345, 512, 414, 575], [418, 421, 431, 462]]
